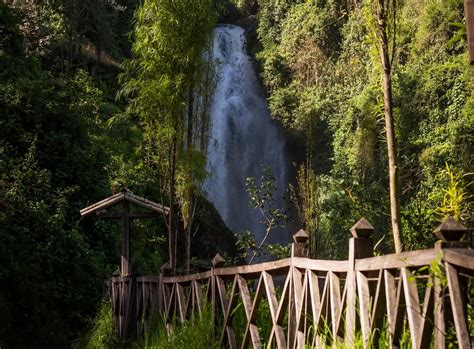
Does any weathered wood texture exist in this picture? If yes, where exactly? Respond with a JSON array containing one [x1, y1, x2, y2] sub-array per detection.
[[109, 221, 473, 347]]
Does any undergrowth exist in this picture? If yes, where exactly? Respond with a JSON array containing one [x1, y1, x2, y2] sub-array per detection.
[[140, 306, 214, 348], [74, 298, 118, 349]]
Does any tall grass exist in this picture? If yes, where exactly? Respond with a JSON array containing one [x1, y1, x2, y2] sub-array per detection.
[[142, 306, 215, 348], [74, 298, 118, 349], [306, 317, 413, 349]]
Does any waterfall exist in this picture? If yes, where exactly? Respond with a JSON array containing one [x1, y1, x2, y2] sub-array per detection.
[[204, 24, 290, 244]]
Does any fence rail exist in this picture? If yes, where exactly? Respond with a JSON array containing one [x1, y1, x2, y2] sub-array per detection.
[[109, 217, 474, 348]]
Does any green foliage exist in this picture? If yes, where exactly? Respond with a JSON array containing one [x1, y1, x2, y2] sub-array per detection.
[[237, 165, 289, 263], [119, 0, 218, 271], [0, 0, 232, 346], [289, 164, 320, 257], [0, 2, 146, 346], [256, 0, 473, 256], [80, 299, 117, 349], [142, 306, 214, 348], [435, 163, 472, 222], [0, 50, 119, 344]]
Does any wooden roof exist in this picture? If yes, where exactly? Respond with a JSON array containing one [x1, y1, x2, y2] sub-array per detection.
[[80, 189, 170, 217]]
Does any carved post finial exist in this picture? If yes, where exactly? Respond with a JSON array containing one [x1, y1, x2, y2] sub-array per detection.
[[434, 216, 467, 242], [292, 229, 309, 257], [160, 262, 172, 276], [434, 217, 468, 249], [211, 253, 225, 268], [293, 229, 309, 243], [350, 218, 374, 238]]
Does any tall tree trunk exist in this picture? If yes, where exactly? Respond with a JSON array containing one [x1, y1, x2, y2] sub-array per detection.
[[187, 79, 195, 149], [183, 80, 195, 273], [376, 0, 403, 253], [168, 137, 178, 273]]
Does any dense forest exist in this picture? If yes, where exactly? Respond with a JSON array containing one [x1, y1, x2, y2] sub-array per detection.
[[0, 0, 472, 346]]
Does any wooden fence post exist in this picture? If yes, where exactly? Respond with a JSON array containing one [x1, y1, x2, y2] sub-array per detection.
[[345, 218, 374, 346], [158, 263, 171, 316], [211, 253, 224, 344], [288, 229, 309, 348], [291, 229, 309, 258], [433, 217, 469, 349]]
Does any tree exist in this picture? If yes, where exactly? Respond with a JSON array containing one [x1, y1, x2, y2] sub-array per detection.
[[289, 163, 320, 257], [240, 166, 289, 264], [374, 0, 403, 253], [119, 0, 216, 273]]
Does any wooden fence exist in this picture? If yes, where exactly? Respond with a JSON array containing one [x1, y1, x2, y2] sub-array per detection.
[[108, 217, 474, 348]]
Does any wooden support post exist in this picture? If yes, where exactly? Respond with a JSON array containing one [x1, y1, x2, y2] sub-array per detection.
[[158, 263, 171, 315], [466, 0, 474, 64], [345, 218, 374, 347], [433, 217, 469, 349], [291, 229, 309, 258], [288, 230, 308, 347], [121, 201, 131, 276], [211, 254, 224, 344]]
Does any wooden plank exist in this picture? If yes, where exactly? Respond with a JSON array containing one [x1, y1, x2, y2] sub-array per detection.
[[81, 190, 170, 216], [205, 277, 212, 301], [137, 276, 160, 283], [307, 270, 321, 346], [442, 248, 474, 270], [356, 271, 372, 344], [261, 271, 287, 348], [241, 274, 264, 349], [315, 274, 330, 331], [219, 276, 238, 349], [433, 274, 446, 349], [401, 268, 422, 346], [162, 258, 290, 284], [121, 201, 130, 276], [124, 190, 170, 214], [97, 211, 160, 219], [268, 271, 290, 348], [176, 283, 186, 323], [329, 272, 341, 338], [355, 249, 437, 271], [237, 275, 253, 320], [216, 277, 230, 318], [215, 259, 291, 279], [292, 257, 348, 272], [292, 268, 306, 349], [445, 262, 470, 349], [211, 272, 216, 344], [335, 278, 347, 339], [262, 272, 278, 321], [312, 274, 330, 348], [417, 282, 434, 349], [192, 280, 202, 315], [163, 270, 212, 284], [384, 270, 402, 347], [344, 270, 357, 345], [369, 270, 386, 344], [136, 281, 145, 337], [166, 283, 176, 321], [307, 271, 321, 324], [80, 191, 125, 216], [287, 269, 296, 349], [183, 285, 192, 319]]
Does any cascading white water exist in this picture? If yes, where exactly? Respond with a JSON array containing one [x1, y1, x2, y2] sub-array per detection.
[[204, 24, 290, 244]]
